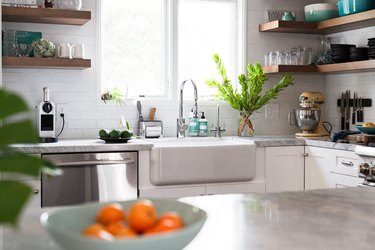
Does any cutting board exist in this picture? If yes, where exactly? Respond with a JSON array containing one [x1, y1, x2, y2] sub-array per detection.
[[344, 134, 375, 144]]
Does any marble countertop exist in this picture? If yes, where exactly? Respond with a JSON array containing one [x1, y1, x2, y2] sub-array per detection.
[[183, 187, 375, 250], [11, 139, 154, 154], [11, 136, 357, 154], [3, 188, 374, 250]]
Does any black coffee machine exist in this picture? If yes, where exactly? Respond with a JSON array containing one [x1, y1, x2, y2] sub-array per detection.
[[38, 87, 57, 143]]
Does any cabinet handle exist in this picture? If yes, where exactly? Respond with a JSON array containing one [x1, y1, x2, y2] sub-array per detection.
[[33, 189, 39, 194], [199, 194, 205, 196], [303, 153, 309, 157], [341, 160, 354, 167]]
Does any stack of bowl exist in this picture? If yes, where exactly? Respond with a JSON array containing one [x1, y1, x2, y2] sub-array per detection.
[[368, 38, 375, 59], [338, 0, 375, 16], [304, 3, 338, 22], [331, 44, 356, 63], [350, 47, 369, 61]]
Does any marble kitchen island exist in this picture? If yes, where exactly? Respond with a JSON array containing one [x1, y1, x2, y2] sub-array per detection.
[[2, 188, 374, 250]]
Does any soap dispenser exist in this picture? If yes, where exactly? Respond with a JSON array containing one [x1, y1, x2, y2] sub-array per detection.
[[188, 109, 199, 137], [198, 112, 208, 137]]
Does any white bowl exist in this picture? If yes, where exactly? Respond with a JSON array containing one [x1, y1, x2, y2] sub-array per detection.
[[40, 199, 207, 250]]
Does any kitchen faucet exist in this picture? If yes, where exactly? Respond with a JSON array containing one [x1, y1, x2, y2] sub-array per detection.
[[177, 79, 198, 138], [211, 104, 226, 137]]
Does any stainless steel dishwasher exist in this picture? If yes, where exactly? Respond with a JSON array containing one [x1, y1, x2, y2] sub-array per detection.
[[41, 152, 138, 207]]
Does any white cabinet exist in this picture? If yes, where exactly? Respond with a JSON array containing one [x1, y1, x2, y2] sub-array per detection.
[[329, 149, 362, 188], [304, 146, 332, 190], [1, 180, 52, 250], [265, 146, 305, 192]]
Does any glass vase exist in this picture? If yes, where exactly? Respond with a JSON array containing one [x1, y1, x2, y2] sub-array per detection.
[[238, 112, 254, 137]]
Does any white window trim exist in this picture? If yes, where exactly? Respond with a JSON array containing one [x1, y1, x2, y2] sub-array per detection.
[[96, 0, 247, 106]]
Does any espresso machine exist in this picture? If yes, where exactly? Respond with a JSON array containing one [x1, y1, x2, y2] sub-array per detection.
[[38, 87, 58, 143], [289, 91, 329, 138]]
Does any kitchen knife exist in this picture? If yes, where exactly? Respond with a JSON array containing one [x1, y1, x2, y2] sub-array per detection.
[[352, 92, 357, 125], [358, 97, 363, 122], [340, 92, 345, 130], [345, 90, 350, 130]]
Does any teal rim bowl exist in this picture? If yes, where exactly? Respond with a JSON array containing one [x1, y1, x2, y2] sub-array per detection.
[[356, 125, 375, 135], [40, 199, 207, 250], [305, 9, 339, 22]]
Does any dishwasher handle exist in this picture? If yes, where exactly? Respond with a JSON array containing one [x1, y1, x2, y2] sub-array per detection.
[[55, 159, 136, 167]]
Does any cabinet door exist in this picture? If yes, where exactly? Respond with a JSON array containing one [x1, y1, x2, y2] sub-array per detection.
[[330, 173, 362, 188], [1, 180, 56, 250], [205, 182, 265, 195], [139, 186, 206, 199], [265, 146, 305, 192], [305, 146, 332, 190]]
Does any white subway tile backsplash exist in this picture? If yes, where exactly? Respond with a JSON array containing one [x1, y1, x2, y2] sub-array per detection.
[[3, 0, 329, 138]]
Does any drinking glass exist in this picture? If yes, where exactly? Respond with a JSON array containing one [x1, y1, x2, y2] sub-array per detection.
[[16, 43, 33, 57], [3, 30, 17, 57]]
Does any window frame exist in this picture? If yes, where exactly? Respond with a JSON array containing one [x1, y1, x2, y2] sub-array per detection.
[[97, 0, 247, 105]]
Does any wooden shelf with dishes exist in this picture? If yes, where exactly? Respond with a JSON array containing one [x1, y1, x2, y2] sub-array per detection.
[[2, 56, 91, 69], [2, 7, 92, 69], [2, 6, 91, 25], [260, 9, 375, 74], [259, 9, 375, 35], [263, 60, 375, 74]]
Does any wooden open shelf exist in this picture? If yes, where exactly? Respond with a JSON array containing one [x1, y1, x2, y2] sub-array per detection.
[[263, 60, 375, 74], [2, 57, 91, 69], [259, 9, 375, 34], [2, 6, 91, 25]]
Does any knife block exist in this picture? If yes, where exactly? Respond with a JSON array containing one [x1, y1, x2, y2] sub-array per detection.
[[337, 99, 372, 107]]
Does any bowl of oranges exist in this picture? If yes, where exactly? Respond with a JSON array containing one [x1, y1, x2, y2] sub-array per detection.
[[40, 199, 207, 250]]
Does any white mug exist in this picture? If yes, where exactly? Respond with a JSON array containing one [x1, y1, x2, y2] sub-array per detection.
[[57, 43, 72, 59], [71, 44, 84, 59]]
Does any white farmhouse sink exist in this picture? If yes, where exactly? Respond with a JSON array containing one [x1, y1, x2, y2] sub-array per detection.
[[148, 137, 255, 186]]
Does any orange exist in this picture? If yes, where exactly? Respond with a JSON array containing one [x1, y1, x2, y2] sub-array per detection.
[[114, 226, 137, 238], [158, 212, 184, 228], [96, 203, 126, 225], [127, 200, 158, 233], [82, 223, 113, 241], [106, 221, 128, 235], [143, 216, 183, 235]]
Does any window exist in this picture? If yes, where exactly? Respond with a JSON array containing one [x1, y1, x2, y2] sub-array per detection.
[[99, 0, 245, 100]]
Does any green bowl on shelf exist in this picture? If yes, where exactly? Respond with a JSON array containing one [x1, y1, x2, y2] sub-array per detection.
[[304, 3, 338, 22]]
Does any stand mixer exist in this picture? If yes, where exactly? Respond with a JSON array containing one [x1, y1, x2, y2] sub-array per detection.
[[289, 91, 330, 138]]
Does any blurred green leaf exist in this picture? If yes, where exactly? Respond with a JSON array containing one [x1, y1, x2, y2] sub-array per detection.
[[0, 89, 59, 227], [0, 152, 61, 177], [0, 181, 32, 226], [0, 120, 38, 147], [0, 89, 29, 120]]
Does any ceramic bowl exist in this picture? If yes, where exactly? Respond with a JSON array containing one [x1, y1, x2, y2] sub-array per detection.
[[356, 125, 375, 135], [304, 3, 338, 22], [40, 199, 207, 250]]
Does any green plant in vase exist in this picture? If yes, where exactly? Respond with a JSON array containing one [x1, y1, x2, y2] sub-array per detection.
[[206, 54, 294, 136]]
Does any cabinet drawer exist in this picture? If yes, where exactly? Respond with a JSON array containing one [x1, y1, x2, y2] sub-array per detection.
[[330, 173, 362, 188], [330, 149, 360, 177]]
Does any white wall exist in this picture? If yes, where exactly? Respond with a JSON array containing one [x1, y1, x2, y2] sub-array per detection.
[[2, 0, 327, 138]]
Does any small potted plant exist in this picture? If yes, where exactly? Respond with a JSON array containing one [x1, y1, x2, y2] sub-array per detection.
[[32, 38, 56, 58], [206, 54, 294, 136]]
